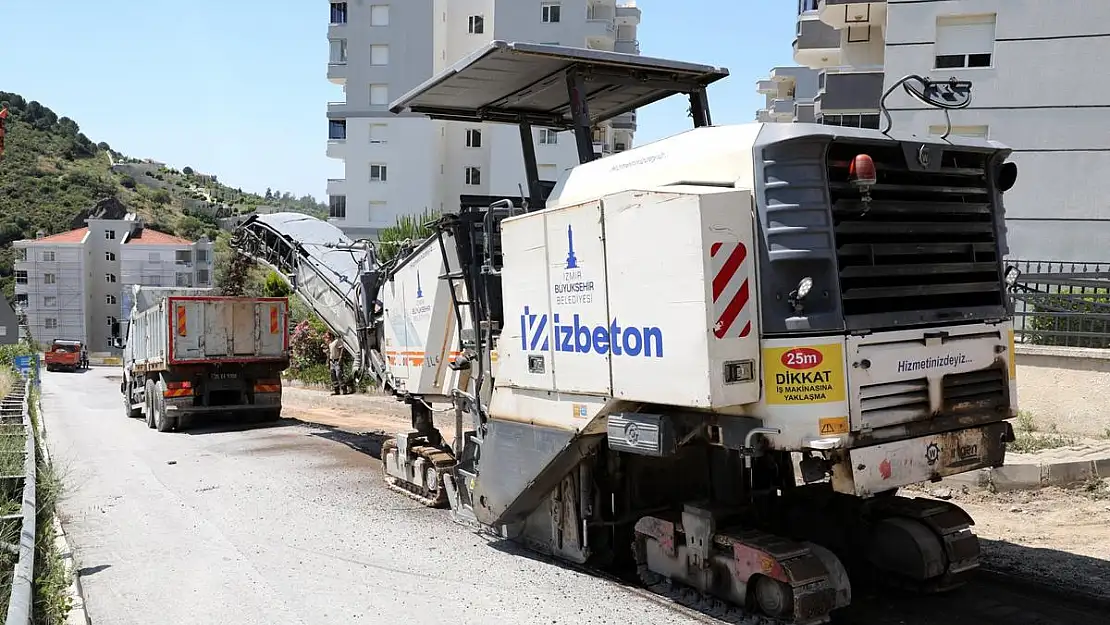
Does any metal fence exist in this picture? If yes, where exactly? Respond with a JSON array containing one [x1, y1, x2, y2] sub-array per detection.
[[1008, 259, 1110, 348], [0, 376, 34, 625]]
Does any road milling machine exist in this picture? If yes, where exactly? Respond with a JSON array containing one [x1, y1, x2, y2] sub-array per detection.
[[235, 43, 1023, 624]]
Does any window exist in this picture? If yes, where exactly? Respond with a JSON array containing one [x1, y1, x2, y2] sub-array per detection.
[[465, 166, 482, 186], [176, 273, 193, 287], [370, 84, 389, 106], [329, 195, 347, 219], [542, 3, 562, 23], [105, 251, 116, 262], [0, 327, 6, 337], [106, 294, 117, 305], [106, 337, 115, 349], [370, 164, 388, 182], [468, 15, 485, 34], [44, 296, 57, 307], [105, 230, 116, 240], [14, 294, 27, 306], [142, 275, 161, 287], [935, 14, 996, 69], [45, 318, 58, 330], [369, 201, 387, 218], [819, 113, 880, 129], [175, 250, 193, 264], [615, 142, 627, 152], [329, 119, 347, 141], [44, 273, 56, 285], [369, 123, 388, 144], [106, 273, 117, 283], [330, 2, 348, 24], [107, 316, 118, 327], [329, 39, 348, 64], [928, 124, 989, 139], [41, 251, 56, 262], [14, 249, 26, 261], [371, 44, 389, 66], [370, 5, 390, 26], [15, 271, 27, 285], [465, 128, 482, 148], [538, 128, 559, 145], [196, 249, 209, 263], [148, 252, 161, 262], [197, 269, 211, 286]]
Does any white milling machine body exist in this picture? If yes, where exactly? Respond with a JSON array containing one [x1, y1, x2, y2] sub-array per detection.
[[367, 43, 1022, 624]]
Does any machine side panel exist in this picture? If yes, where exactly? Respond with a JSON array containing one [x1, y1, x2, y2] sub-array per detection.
[[603, 191, 711, 406], [498, 211, 556, 392], [380, 236, 461, 397], [700, 189, 762, 407], [543, 201, 612, 396]]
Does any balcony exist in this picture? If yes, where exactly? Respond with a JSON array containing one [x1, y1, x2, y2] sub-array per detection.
[[793, 12, 841, 69], [327, 101, 346, 117], [327, 63, 346, 85], [795, 102, 817, 123], [584, 6, 617, 40], [819, 1, 887, 29], [615, 4, 641, 25], [756, 79, 779, 95], [813, 68, 884, 116], [614, 39, 640, 54], [611, 111, 637, 131], [756, 110, 774, 123], [326, 179, 346, 195]]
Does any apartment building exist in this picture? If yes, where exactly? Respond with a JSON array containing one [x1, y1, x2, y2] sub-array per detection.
[[762, 0, 1110, 261], [325, 0, 643, 240], [755, 66, 820, 124], [1, 298, 20, 346], [13, 215, 213, 351]]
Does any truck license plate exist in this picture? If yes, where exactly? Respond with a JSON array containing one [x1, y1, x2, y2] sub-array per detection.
[[212, 373, 238, 380]]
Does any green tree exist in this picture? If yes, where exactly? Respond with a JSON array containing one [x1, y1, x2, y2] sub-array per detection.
[[377, 209, 439, 263], [262, 271, 293, 298], [182, 166, 194, 176]]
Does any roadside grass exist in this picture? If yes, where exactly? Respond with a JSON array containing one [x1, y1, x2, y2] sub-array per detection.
[[1009, 410, 1078, 454], [27, 387, 73, 624]]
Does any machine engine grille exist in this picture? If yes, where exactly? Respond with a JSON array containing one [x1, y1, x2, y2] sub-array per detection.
[[826, 141, 1007, 330], [859, 367, 1007, 428]]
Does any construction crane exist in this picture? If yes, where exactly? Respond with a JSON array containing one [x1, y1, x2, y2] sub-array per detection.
[[233, 42, 1022, 624]]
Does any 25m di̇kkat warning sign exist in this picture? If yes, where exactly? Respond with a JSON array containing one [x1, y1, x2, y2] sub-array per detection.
[[763, 344, 846, 405]]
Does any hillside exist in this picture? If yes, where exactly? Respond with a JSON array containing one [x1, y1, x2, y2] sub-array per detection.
[[0, 91, 327, 299]]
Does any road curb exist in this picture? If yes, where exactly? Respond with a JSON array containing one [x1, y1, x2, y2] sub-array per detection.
[[940, 457, 1110, 492], [36, 397, 92, 625]]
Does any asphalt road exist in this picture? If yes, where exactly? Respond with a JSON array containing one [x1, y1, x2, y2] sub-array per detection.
[[40, 368, 703, 625], [40, 368, 1110, 625]]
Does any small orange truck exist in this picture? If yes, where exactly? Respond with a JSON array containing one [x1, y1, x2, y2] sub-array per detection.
[[44, 339, 86, 372]]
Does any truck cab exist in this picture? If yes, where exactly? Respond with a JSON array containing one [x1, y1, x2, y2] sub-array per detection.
[[44, 339, 86, 372]]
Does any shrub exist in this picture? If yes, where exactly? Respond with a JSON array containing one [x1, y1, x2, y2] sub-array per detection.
[[1026, 287, 1110, 349]]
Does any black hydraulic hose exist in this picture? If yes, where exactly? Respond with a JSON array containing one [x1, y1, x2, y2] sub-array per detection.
[[879, 74, 972, 139]]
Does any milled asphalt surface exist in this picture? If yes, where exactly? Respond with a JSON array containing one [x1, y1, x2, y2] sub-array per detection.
[[40, 367, 705, 625]]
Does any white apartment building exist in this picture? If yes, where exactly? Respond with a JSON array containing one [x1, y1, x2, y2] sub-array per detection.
[[325, 0, 642, 239], [13, 215, 213, 351], [767, 0, 1110, 261], [755, 66, 820, 124]]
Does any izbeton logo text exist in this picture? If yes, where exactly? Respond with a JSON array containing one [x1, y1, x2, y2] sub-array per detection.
[[520, 306, 664, 358]]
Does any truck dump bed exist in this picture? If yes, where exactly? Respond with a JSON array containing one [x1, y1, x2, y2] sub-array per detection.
[[129, 296, 289, 368]]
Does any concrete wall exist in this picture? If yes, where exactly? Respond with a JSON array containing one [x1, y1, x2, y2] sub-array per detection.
[[0, 299, 18, 345], [1015, 345, 1110, 438]]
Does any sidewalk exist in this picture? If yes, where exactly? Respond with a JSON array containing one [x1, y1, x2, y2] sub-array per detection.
[[280, 382, 459, 444], [943, 438, 1110, 492], [281, 383, 1110, 491]]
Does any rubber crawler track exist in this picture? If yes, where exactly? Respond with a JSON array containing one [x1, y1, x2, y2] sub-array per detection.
[[380, 439, 456, 508]]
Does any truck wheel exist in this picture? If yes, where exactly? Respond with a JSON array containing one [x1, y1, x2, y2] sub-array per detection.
[[144, 380, 156, 429], [153, 381, 176, 433], [259, 408, 282, 422], [123, 381, 141, 418]]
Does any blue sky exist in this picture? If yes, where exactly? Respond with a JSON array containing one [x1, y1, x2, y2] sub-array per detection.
[[1, 0, 798, 199]]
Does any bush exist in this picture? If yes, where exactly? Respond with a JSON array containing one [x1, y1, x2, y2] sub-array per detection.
[[377, 209, 439, 263], [1027, 287, 1110, 348], [119, 175, 137, 189], [262, 271, 292, 298]]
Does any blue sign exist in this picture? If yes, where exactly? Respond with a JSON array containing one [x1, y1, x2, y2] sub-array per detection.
[[520, 306, 664, 358], [416, 271, 424, 299], [13, 354, 38, 383]]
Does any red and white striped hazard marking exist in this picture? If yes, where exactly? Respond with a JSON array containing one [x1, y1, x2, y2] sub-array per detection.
[[710, 242, 752, 339]]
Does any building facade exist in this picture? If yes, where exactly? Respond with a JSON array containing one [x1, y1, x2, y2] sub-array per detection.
[[0, 297, 20, 346], [13, 215, 212, 351], [760, 0, 1109, 261], [325, 0, 642, 239]]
